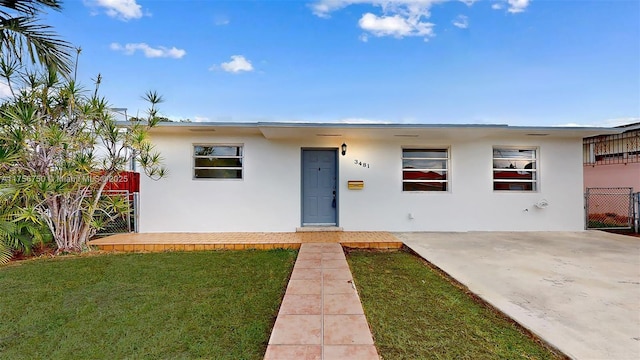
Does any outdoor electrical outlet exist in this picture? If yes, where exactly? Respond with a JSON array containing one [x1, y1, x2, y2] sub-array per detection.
[[408, 213, 414, 220]]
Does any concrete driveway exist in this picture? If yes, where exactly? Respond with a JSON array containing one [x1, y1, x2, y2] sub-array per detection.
[[397, 231, 640, 360]]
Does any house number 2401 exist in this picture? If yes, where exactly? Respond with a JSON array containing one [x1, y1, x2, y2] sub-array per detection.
[[354, 160, 370, 168]]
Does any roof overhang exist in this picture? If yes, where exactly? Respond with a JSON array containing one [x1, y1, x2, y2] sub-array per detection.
[[117, 121, 623, 140], [615, 121, 640, 132]]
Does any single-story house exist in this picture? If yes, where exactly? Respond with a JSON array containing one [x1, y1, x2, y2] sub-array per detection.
[[135, 122, 618, 233]]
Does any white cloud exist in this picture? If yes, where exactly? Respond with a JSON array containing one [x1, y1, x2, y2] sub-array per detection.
[[0, 82, 12, 98], [359, 33, 369, 42], [193, 116, 210, 122], [490, 0, 530, 13], [110, 42, 186, 59], [311, 0, 528, 41], [312, 0, 442, 18], [359, 12, 435, 39], [92, 0, 144, 20], [507, 0, 530, 13], [215, 55, 254, 73], [310, 0, 344, 18], [452, 14, 468, 29], [311, 1, 449, 41], [554, 123, 592, 127], [312, 0, 442, 19]]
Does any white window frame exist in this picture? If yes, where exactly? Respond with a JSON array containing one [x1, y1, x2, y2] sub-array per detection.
[[492, 147, 538, 192], [401, 147, 450, 192], [193, 144, 244, 180]]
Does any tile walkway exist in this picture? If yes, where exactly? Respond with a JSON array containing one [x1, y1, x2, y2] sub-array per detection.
[[264, 243, 379, 360]]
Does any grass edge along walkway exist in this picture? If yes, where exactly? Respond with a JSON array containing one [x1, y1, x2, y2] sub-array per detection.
[[0, 250, 296, 360], [347, 249, 567, 360]]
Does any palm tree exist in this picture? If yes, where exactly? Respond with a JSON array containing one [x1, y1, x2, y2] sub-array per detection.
[[0, 0, 72, 74]]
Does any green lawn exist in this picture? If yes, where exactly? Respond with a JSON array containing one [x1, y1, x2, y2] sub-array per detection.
[[348, 250, 565, 360], [0, 250, 296, 359]]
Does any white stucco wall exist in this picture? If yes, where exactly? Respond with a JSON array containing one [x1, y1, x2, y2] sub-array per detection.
[[139, 132, 585, 232]]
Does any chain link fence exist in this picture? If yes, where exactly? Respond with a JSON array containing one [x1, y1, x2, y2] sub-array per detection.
[[94, 190, 139, 236], [585, 187, 634, 230]]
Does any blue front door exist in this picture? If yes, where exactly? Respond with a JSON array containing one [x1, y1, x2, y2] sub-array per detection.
[[302, 150, 337, 226]]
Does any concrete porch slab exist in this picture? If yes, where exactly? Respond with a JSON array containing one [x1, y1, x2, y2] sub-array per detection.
[[296, 227, 344, 232], [88, 231, 402, 251]]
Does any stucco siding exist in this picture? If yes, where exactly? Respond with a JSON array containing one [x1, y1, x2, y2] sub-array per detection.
[[584, 163, 640, 192], [139, 133, 585, 232]]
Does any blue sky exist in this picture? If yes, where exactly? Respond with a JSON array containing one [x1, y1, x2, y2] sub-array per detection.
[[28, 1, 640, 126]]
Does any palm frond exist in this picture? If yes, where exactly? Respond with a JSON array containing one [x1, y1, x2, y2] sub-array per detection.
[[0, 1, 62, 16], [0, 241, 11, 265], [0, 219, 16, 264], [0, 13, 72, 74]]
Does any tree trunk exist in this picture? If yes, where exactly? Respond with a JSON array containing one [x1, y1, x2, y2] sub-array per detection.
[[48, 172, 113, 253]]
